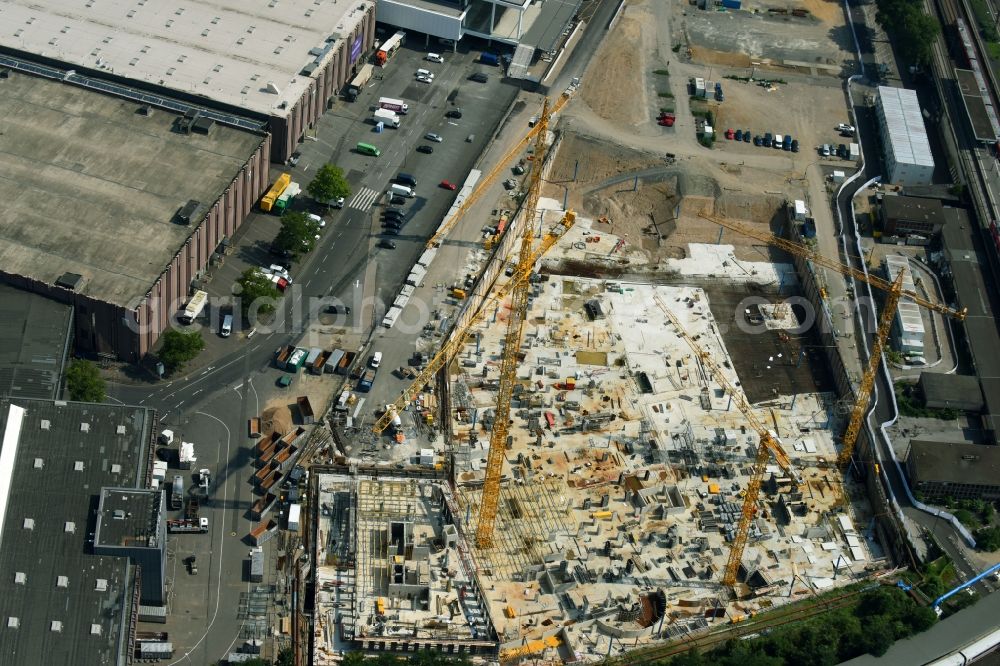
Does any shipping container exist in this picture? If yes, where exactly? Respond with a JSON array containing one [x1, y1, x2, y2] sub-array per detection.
[[296, 396, 315, 424], [287, 503, 302, 531], [249, 547, 264, 582], [325, 349, 345, 374]]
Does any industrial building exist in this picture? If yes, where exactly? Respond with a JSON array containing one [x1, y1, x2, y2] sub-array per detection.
[[0, 0, 376, 163], [0, 285, 72, 400], [879, 195, 945, 240], [918, 373, 984, 412], [876, 86, 935, 186], [906, 440, 1000, 501], [883, 254, 925, 356], [376, 0, 581, 69], [0, 71, 268, 362], [936, 208, 1000, 439], [0, 397, 157, 666]]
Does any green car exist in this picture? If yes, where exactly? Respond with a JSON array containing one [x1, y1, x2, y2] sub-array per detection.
[[277, 375, 293, 388]]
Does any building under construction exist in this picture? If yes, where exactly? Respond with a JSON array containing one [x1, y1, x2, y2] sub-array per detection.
[[312, 475, 499, 663]]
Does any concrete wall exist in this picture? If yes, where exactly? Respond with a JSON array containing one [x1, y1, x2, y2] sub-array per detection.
[[269, 6, 377, 163]]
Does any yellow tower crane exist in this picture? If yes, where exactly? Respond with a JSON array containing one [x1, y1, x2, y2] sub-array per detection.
[[424, 92, 572, 249], [475, 97, 554, 548], [651, 293, 796, 586], [370, 209, 575, 433], [698, 213, 966, 467]]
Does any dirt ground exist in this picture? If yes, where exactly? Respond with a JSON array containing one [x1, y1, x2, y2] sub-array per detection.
[[578, 14, 649, 125], [547, 0, 856, 270]]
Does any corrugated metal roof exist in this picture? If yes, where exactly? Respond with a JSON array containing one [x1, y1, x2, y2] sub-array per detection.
[[878, 86, 935, 168], [884, 255, 925, 336]]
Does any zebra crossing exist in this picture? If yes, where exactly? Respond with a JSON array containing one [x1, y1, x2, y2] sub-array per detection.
[[348, 187, 380, 211]]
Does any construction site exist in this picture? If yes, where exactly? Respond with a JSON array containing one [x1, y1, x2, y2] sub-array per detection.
[[305, 0, 952, 660]]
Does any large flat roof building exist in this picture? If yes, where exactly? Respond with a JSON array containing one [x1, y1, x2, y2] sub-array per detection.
[[876, 86, 935, 186], [0, 285, 73, 400], [906, 439, 1000, 501], [0, 398, 156, 666], [0, 0, 376, 162], [0, 71, 268, 361]]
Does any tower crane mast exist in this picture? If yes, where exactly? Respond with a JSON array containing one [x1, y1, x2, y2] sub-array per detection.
[[652, 293, 795, 586], [698, 213, 966, 466], [475, 98, 553, 548]]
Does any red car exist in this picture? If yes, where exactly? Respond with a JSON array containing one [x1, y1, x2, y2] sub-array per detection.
[[657, 113, 675, 127], [439, 180, 457, 190], [725, 128, 735, 140]]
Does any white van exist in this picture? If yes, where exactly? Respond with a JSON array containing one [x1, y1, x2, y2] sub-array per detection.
[[425, 53, 444, 63], [389, 183, 414, 198], [370, 352, 382, 368], [415, 68, 434, 79], [221, 314, 233, 337]]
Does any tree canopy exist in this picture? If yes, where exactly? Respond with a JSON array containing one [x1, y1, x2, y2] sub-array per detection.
[[975, 525, 1000, 551], [274, 211, 321, 259], [158, 329, 205, 374], [237, 267, 281, 317], [874, 0, 939, 67], [660, 587, 936, 666], [306, 164, 351, 204], [65, 360, 106, 402]]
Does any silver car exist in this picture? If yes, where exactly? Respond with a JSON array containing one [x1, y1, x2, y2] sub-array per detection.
[[425, 132, 443, 143]]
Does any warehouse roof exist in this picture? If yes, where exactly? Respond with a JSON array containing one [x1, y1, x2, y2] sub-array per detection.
[[0, 0, 372, 117], [908, 439, 1000, 487], [0, 286, 72, 400], [0, 72, 264, 309], [878, 86, 934, 169], [884, 255, 924, 336], [881, 195, 944, 226], [918, 373, 984, 411], [0, 398, 153, 666]]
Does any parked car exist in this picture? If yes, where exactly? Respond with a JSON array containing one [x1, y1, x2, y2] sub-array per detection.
[[382, 228, 400, 236], [837, 143, 848, 158], [378, 239, 397, 249], [440, 180, 457, 190], [389, 194, 406, 205], [791, 139, 800, 152], [469, 72, 489, 83], [415, 68, 435, 79], [307, 213, 326, 228], [734, 129, 743, 141], [425, 133, 443, 143], [288, 151, 301, 166], [416, 75, 433, 84], [326, 196, 345, 209], [416, 145, 434, 154], [446, 108, 463, 119], [742, 130, 751, 143], [836, 123, 855, 133], [753, 135, 762, 146], [425, 53, 445, 63], [820, 144, 831, 157], [763, 132, 773, 147]]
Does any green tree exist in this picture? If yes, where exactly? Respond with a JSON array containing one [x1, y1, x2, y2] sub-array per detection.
[[874, 0, 939, 67], [65, 360, 106, 402], [307, 163, 351, 205], [341, 653, 368, 666], [974, 525, 1000, 551], [158, 329, 205, 374], [274, 211, 320, 259], [275, 648, 294, 666], [237, 268, 281, 317]]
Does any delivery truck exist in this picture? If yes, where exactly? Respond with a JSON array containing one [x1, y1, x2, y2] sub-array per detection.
[[378, 97, 409, 114], [372, 108, 401, 128]]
